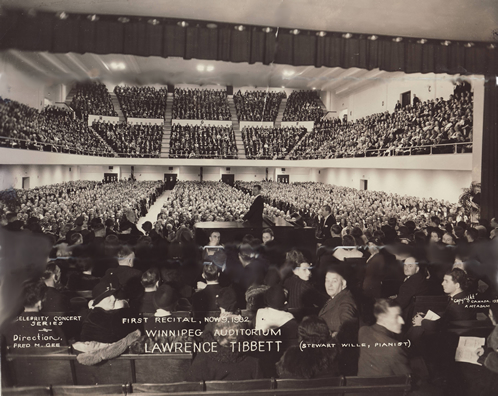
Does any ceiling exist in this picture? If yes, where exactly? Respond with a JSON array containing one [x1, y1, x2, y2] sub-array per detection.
[[2, 0, 498, 43], [4, 49, 412, 95]]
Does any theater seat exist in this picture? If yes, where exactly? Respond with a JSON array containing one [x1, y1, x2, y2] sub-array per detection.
[[132, 354, 192, 383], [204, 378, 275, 391], [132, 382, 204, 393], [51, 384, 130, 395], [275, 376, 343, 389], [2, 386, 51, 396], [343, 374, 412, 396]]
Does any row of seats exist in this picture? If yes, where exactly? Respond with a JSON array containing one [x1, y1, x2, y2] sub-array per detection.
[[282, 91, 324, 122], [3, 375, 412, 395]]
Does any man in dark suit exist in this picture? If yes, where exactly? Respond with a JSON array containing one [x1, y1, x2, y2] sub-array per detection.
[[319, 267, 359, 375], [392, 256, 430, 321], [358, 299, 411, 376], [316, 205, 336, 244], [242, 184, 264, 224], [192, 263, 222, 320]]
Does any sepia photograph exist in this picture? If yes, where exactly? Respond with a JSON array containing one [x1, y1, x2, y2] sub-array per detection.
[[0, 1, 498, 395]]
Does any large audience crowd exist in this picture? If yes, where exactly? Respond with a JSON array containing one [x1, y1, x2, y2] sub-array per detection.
[[70, 82, 117, 120], [92, 120, 163, 158], [2, 178, 498, 395], [0, 180, 163, 237], [169, 124, 237, 159], [242, 126, 306, 159], [282, 91, 324, 122], [114, 86, 167, 119], [172, 88, 231, 120], [0, 99, 114, 156], [233, 90, 285, 122], [292, 91, 473, 160]]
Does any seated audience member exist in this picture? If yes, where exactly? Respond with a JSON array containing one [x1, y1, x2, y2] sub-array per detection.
[[333, 234, 364, 261], [412, 268, 477, 331], [262, 228, 275, 245], [187, 319, 262, 381], [202, 230, 223, 259], [362, 237, 387, 300], [138, 269, 160, 313], [323, 224, 343, 249], [3, 281, 67, 349], [192, 263, 222, 318], [67, 257, 101, 292], [130, 284, 194, 358], [105, 244, 143, 304], [391, 256, 430, 320], [276, 315, 339, 379], [358, 299, 411, 376], [319, 267, 359, 375], [284, 260, 328, 310], [40, 263, 71, 313], [80, 276, 139, 344]]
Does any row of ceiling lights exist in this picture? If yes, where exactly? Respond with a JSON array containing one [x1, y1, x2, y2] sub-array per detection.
[[7, 9, 489, 50]]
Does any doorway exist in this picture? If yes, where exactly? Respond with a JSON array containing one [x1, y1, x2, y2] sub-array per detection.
[[401, 91, 411, 107], [22, 177, 30, 189], [164, 174, 178, 190], [104, 173, 118, 183], [277, 175, 290, 184], [360, 179, 368, 191], [221, 174, 235, 186]]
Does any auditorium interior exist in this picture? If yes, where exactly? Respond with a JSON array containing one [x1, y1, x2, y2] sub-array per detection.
[[1, 1, 498, 395]]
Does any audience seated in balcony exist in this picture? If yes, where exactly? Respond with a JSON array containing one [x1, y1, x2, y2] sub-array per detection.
[[233, 90, 285, 122], [172, 88, 231, 120], [70, 81, 117, 120], [0, 98, 113, 156], [169, 124, 237, 159], [291, 91, 473, 159], [114, 86, 167, 119], [242, 126, 306, 159], [282, 91, 324, 122], [92, 120, 163, 158]]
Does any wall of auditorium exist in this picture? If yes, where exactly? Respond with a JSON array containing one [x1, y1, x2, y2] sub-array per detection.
[[331, 73, 458, 121], [317, 167, 471, 202], [0, 53, 66, 109], [0, 165, 80, 190]]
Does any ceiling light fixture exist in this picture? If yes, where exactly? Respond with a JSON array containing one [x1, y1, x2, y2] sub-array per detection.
[[262, 27, 273, 33], [290, 29, 300, 35], [368, 35, 378, 41], [441, 40, 451, 46], [487, 44, 496, 50], [417, 39, 427, 44], [393, 37, 403, 43], [234, 25, 245, 31], [197, 65, 205, 72], [206, 65, 214, 72], [109, 62, 126, 71], [178, 21, 189, 28], [206, 23, 218, 29], [342, 33, 353, 39], [316, 31, 327, 37], [464, 42, 475, 48], [148, 19, 160, 26], [87, 14, 99, 22], [283, 70, 295, 77]]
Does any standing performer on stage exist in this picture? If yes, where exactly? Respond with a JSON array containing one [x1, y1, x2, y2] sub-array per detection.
[[242, 184, 264, 224]]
